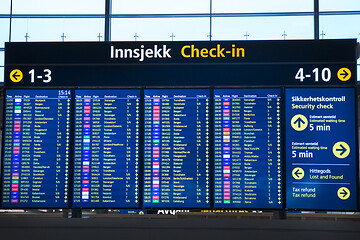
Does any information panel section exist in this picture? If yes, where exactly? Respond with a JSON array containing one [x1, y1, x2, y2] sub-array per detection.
[[2, 89, 71, 208], [214, 89, 282, 209], [73, 90, 140, 208], [286, 88, 357, 210], [143, 89, 210, 208]]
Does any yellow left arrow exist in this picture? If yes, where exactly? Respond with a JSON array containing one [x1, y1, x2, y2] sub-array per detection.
[[292, 167, 304, 180], [10, 69, 23, 82]]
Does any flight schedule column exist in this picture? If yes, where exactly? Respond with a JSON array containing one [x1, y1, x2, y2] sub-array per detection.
[[73, 90, 140, 208], [2, 89, 71, 208], [143, 89, 210, 208], [214, 89, 282, 209], [286, 88, 357, 210]]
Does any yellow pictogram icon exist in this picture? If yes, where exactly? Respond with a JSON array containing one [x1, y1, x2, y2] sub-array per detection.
[[291, 114, 308, 131], [337, 187, 350, 200], [333, 141, 350, 159], [337, 68, 351, 81], [292, 167, 304, 180], [10, 69, 23, 83]]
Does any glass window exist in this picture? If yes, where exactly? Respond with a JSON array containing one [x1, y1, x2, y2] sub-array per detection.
[[320, 14, 360, 68], [112, 0, 210, 14], [212, 16, 313, 40], [320, 0, 360, 11], [0, 19, 10, 48], [0, 51, 4, 82], [0, 0, 11, 14], [11, 18, 105, 42], [111, 18, 210, 41], [0, 66, 4, 82], [213, 0, 313, 13], [320, 15, 360, 41], [12, 0, 105, 14]]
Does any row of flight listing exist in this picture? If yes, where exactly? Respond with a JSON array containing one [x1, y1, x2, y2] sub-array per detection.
[[1, 88, 357, 210]]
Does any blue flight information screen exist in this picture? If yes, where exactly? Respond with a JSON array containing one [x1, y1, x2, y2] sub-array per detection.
[[214, 89, 282, 209], [2, 89, 71, 208], [286, 88, 357, 210], [143, 89, 210, 208], [73, 90, 140, 208]]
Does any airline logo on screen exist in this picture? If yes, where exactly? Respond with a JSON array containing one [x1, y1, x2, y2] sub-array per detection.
[[110, 44, 246, 62]]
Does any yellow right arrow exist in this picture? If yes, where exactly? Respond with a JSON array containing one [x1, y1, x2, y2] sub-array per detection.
[[337, 68, 351, 81], [337, 187, 350, 200]]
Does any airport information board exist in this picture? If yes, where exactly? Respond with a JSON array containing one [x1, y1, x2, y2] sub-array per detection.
[[143, 89, 210, 208], [213, 89, 282, 209], [72, 90, 140, 208], [1, 39, 358, 210], [286, 88, 357, 210], [2, 89, 71, 208]]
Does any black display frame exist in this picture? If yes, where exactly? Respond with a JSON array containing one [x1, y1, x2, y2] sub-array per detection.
[[1, 39, 358, 211]]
